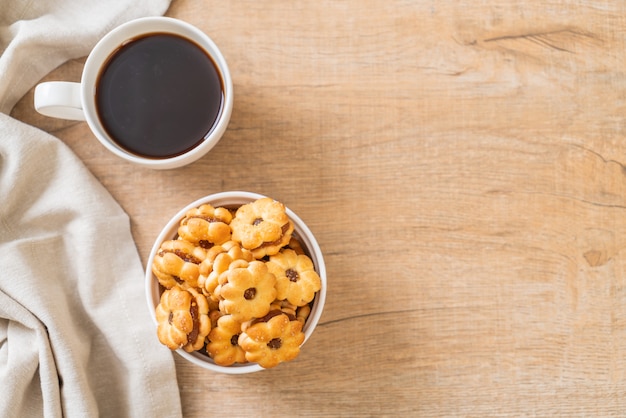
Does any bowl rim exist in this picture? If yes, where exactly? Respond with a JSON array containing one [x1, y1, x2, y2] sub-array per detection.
[[144, 191, 327, 374]]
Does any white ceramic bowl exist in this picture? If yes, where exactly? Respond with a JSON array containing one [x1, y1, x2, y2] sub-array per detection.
[[145, 191, 327, 374]]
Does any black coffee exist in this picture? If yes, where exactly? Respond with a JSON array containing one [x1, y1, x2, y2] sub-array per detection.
[[96, 33, 223, 159]]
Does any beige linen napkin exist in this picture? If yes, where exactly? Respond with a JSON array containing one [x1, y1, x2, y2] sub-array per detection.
[[0, 1, 183, 417]]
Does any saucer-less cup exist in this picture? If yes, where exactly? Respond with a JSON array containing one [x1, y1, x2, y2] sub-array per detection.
[[145, 191, 327, 374], [34, 17, 233, 169]]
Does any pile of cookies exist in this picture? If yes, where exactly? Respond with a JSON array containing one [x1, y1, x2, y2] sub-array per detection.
[[152, 197, 322, 369]]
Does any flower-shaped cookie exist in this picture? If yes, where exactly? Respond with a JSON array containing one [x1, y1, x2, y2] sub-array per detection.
[[155, 286, 211, 352], [230, 197, 294, 258], [285, 236, 305, 255], [152, 240, 206, 289], [198, 241, 254, 301], [206, 314, 247, 366], [268, 300, 298, 320], [178, 204, 233, 248], [218, 260, 277, 322], [296, 305, 311, 324], [238, 312, 305, 368], [266, 249, 321, 306]]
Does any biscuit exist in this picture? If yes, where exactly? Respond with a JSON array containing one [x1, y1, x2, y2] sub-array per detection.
[[266, 249, 321, 306], [206, 314, 247, 366], [155, 286, 211, 352], [238, 312, 304, 368], [218, 260, 277, 323], [152, 240, 206, 289], [230, 197, 294, 258], [198, 241, 254, 301], [178, 204, 232, 248], [296, 304, 311, 325], [269, 300, 297, 319], [285, 236, 306, 255], [208, 307, 222, 329]]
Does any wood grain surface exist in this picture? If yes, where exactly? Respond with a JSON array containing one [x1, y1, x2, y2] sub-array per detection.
[[11, 0, 626, 416]]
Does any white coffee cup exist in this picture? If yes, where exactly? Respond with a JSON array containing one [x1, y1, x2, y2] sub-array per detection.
[[34, 17, 233, 170]]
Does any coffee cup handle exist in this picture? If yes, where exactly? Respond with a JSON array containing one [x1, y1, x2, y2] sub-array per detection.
[[34, 81, 86, 121]]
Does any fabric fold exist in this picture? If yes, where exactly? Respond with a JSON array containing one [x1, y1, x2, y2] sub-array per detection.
[[0, 1, 183, 417]]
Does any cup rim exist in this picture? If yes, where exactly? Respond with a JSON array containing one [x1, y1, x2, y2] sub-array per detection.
[[81, 16, 233, 169], [145, 191, 327, 374]]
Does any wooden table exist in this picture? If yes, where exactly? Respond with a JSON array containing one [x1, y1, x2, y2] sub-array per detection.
[[11, 0, 626, 415]]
